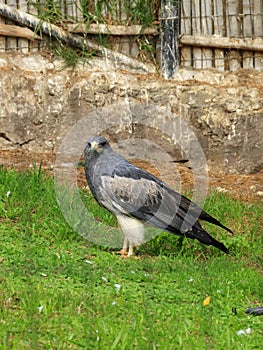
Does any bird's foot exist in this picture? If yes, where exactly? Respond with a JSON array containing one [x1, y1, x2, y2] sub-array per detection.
[[115, 249, 128, 258]]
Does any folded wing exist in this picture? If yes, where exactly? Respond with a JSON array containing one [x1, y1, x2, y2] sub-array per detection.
[[99, 160, 208, 235]]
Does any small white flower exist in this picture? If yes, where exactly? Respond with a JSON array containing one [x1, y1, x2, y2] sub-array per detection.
[[131, 270, 135, 274], [115, 283, 121, 293], [38, 305, 43, 313], [102, 276, 108, 282], [216, 289, 222, 293], [188, 278, 194, 282], [6, 191, 11, 198], [236, 327, 251, 336], [112, 301, 117, 305], [40, 273, 47, 277]]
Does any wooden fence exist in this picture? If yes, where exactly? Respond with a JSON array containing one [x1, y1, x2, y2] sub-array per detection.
[[180, 0, 263, 71], [0, 0, 262, 72]]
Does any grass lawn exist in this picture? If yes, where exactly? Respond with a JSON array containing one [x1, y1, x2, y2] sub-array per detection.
[[0, 166, 262, 349]]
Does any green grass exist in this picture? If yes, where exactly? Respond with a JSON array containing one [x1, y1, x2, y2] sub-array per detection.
[[29, 0, 158, 68], [0, 166, 262, 349], [31, 0, 157, 27]]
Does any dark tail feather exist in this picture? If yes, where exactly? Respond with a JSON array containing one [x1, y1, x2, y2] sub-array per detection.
[[185, 228, 229, 254], [199, 211, 233, 235]]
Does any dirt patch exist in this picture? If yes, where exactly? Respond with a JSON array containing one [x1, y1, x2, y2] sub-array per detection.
[[1, 149, 262, 202]]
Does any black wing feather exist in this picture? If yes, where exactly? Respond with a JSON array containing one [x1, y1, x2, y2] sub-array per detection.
[[106, 160, 231, 253]]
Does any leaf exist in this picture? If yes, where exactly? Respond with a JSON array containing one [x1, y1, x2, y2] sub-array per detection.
[[203, 296, 211, 306]]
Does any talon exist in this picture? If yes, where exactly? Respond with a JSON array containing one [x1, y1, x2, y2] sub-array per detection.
[[115, 249, 128, 257]]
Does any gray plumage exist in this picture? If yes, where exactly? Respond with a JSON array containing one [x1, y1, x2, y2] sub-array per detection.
[[84, 135, 232, 256]]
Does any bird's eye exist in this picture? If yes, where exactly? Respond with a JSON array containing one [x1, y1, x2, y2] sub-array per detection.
[[87, 142, 91, 148], [100, 141, 107, 147]]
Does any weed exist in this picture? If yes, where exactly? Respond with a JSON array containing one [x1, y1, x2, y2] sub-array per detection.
[[29, 0, 159, 67]]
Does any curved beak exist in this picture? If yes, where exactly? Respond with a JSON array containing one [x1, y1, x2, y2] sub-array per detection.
[[90, 141, 98, 150]]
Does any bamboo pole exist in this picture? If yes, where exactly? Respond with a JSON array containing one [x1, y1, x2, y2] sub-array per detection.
[[213, 0, 225, 71], [18, 0, 29, 53], [226, 0, 241, 71], [180, 0, 192, 67], [5, 0, 17, 51], [243, 0, 254, 69], [0, 23, 41, 40], [201, 0, 213, 68], [192, 0, 202, 68], [74, 0, 82, 22], [180, 34, 263, 52], [0, 10, 5, 53], [65, 0, 82, 21], [118, 0, 130, 56], [28, 0, 40, 52], [67, 23, 158, 36], [253, 0, 263, 70]]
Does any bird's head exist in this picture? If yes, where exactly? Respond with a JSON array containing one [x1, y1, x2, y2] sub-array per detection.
[[84, 135, 111, 160]]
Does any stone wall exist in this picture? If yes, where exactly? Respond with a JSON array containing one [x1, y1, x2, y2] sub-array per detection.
[[0, 53, 262, 174]]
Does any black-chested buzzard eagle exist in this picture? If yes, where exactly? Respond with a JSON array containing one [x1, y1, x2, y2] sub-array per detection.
[[84, 135, 232, 257]]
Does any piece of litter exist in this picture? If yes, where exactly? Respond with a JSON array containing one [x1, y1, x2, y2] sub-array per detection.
[[6, 191, 11, 198], [40, 273, 47, 277], [115, 284, 121, 293], [236, 327, 251, 336], [112, 301, 117, 305], [85, 260, 94, 265], [38, 305, 43, 313], [203, 296, 211, 306], [246, 327, 251, 334], [245, 306, 263, 316], [96, 329, 99, 341], [232, 307, 237, 315], [188, 278, 194, 282]]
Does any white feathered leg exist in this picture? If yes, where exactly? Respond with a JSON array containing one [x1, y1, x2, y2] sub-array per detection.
[[127, 244, 134, 257], [121, 236, 128, 256], [117, 215, 145, 257]]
